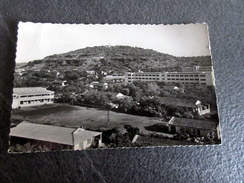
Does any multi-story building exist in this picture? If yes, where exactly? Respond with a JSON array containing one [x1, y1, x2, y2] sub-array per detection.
[[163, 71, 214, 86], [12, 87, 54, 109], [124, 70, 214, 86]]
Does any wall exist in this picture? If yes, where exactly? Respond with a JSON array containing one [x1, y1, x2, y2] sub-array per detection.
[[0, 0, 243, 182]]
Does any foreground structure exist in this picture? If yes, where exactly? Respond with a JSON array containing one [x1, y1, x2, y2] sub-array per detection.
[[10, 121, 102, 151], [168, 117, 221, 140], [12, 87, 54, 109]]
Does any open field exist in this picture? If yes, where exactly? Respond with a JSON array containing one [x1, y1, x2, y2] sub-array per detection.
[[11, 103, 167, 132]]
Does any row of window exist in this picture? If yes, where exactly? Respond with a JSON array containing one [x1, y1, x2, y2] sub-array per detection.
[[20, 93, 54, 98], [173, 82, 206, 85], [20, 98, 54, 105], [168, 78, 206, 81], [127, 80, 207, 85], [167, 74, 206, 77], [127, 78, 207, 82], [129, 78, 160, 80], [128, 75, 160, 77], [127, 73, 206, 77], [127, 76, 207, 80]]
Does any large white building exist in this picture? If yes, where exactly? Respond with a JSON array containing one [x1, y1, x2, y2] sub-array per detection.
[[12, 87, 54, 109], [124, 70, 214, 86]]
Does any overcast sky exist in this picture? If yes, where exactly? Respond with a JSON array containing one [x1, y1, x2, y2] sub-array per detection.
[[16, 22, 211, 63]]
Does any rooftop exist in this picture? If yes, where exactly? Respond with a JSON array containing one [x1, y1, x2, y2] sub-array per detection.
[[13, 87, 54, 95], [10, 121, 101, 146], [168, 117, 218, 130]]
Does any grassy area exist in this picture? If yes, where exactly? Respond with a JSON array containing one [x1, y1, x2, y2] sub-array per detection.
[[11, 103, 167, 132]]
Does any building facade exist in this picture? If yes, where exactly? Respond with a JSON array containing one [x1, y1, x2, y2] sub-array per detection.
[[12, 87, 54, 109], [168, 117, 221, 140], [124, 70, 214, 86]]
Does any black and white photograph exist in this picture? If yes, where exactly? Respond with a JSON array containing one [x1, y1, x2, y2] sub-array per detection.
[[9, 22, 221, 153]]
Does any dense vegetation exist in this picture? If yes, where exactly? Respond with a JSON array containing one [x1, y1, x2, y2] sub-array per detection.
[[20, 45, 212, 74]]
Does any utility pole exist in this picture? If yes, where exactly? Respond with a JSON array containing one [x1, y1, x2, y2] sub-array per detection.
[[107, 107, 110, 124]]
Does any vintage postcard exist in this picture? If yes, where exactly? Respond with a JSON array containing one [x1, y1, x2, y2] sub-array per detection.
[[9, 22, 221, 152]]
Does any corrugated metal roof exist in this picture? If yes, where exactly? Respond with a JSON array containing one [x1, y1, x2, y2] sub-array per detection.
[[10, 121, 101, 146], [13, 87, 54, 95], [168, 117, 217, 130]]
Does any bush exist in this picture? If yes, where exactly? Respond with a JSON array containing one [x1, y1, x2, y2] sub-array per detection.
[[183, 112, 194, 119]]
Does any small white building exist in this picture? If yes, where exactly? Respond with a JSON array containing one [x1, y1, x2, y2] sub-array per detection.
[[12, 87, 54, 109], [53, 80, 67, 87], [10, 121, 102, 150]]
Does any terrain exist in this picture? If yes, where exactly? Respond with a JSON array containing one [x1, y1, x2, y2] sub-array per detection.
[[19, 46, 212, 74]]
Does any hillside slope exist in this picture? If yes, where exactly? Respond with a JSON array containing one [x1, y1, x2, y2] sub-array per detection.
[[22, 46, 212, 73]]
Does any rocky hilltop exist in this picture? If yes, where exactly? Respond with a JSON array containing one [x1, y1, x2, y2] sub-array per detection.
[[21, 46, 212, 73]]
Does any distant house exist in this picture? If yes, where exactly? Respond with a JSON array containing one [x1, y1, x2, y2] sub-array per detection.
[[12, 87, 54, 109], [86, 70, 96, 75], [168, 117, 221, 140], [15, 68, 25, 76], [10, 121, 102, 150], [116, 93, 132, 100], [53, 80, 67, 87], [107, 102, 119, 109], [159, 97, 210, 115], [89, 81, 108, 90]]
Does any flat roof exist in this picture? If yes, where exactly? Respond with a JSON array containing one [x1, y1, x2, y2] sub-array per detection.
[[10, 121, 101, 146], [13, 87, 54, 95], [168, 117, 218, 130]]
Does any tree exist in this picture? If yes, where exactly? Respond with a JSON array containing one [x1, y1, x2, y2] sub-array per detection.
[[132, 90, 142, 102], [118, 98, 134, 112], [121, 88, 130, 96], [64, 71, 80, 80], [147, 82, 160, 96]]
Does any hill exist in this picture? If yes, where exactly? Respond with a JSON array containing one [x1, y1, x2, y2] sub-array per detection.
[[22, 46, 212, 73]]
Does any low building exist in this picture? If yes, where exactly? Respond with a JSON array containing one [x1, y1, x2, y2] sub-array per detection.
[[124, 69, 214, 86], [159, 97, 210, 116], [194, 66, 213, 72], [168, 117, 221, 140], [10, 121, 102, 150], [12, 87, 54, 109], [105, 75, 125, 83], [182, 66, 213, 72], [53, 80, 67, 87], [88, 81, 108, 90]]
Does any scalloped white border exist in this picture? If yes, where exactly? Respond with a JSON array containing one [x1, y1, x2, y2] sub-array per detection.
[[10, 22, 221, 154]]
